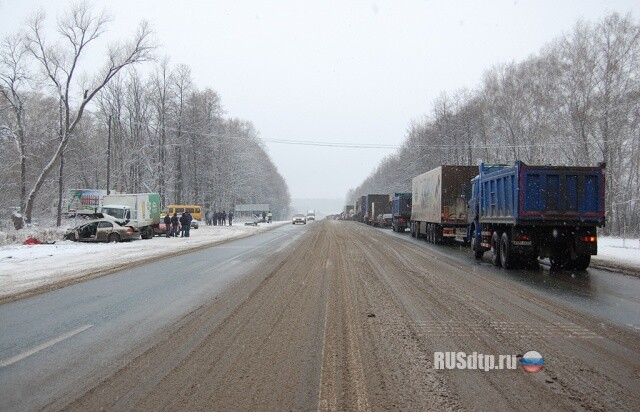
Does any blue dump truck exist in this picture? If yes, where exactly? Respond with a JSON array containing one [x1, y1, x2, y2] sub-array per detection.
[[468, 161, 606, 270], [391, 192, 412, 232]]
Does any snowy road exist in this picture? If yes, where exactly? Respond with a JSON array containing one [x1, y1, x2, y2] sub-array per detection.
[[0, 223, 307, 411], [0, 221, 638, 411]]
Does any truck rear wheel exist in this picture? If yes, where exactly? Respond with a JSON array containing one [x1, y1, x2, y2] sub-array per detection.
[[433, 224, 441, 244], [470, 225, 484, 259], [491, 231, 501, 266], [500, 232, 513, 269], [572, 254, 591, 271], [549, 252, 570, 271]]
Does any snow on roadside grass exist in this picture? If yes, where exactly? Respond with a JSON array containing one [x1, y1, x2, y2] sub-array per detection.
[[593, 236, 640, 271], [0, 222, 288, 300]]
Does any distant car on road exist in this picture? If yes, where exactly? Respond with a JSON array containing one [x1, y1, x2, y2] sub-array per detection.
[[292, 214, 307, 225], [190, 218, 199, 229], [64, 217, 141, 243]]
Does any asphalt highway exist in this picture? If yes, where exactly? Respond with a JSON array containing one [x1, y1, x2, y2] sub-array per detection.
[[0, 224, 307, 411], [1, 221, 638, 411]]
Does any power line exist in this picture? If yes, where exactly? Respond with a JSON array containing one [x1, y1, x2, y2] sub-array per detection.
[[118, 117, 633, 151]]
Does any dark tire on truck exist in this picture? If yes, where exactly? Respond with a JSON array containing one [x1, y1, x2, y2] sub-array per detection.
[[491, 231, 501, 266], [470, 225, 484, 259], [499, 232, 513, 269], [572, 254, 591, 271], [549, 252, 570, 271], [142, 226, 154, 239]]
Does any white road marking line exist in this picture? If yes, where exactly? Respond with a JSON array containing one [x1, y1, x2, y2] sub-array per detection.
[[0, 324, 94, 368]]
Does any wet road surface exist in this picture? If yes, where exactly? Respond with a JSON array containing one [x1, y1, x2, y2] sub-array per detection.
[[379, 226, 640, 331]]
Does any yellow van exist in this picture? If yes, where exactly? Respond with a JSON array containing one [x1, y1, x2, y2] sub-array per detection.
[[165, 205, 203, 220]]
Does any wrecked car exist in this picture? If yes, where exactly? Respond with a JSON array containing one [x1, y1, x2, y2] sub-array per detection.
[[64, 215, 141, 243]]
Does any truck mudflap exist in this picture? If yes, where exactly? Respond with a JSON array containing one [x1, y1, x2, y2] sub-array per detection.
[[575, 234, 598, 256]]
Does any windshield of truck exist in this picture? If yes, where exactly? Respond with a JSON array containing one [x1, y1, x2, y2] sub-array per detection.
[[101, 207, 125, 220]]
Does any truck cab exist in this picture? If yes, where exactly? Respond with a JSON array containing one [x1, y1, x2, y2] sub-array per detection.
[[101, 205, 131, 222]]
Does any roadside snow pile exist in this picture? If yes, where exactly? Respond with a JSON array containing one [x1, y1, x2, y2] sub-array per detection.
[[0, 226, 65, 247], [592, 237, 640, 273], [0, 222, 288, 300]]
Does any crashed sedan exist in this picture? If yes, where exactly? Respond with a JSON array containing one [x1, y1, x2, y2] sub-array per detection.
[[64, 217, 141, 243]]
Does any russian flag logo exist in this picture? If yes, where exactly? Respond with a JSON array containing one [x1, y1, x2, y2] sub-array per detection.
[[521, 351, 544, 373]]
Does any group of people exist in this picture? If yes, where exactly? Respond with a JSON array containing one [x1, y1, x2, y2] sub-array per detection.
[[205, 210, 234, 226], [163, 211, 193, 238]]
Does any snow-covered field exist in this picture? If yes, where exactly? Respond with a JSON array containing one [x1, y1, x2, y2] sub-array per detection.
[[0, 224, 638, 302], [0, 222, 289, 301]]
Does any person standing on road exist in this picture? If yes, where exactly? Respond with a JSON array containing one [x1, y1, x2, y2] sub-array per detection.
[[262, 211, 267, 222], [164, 213, 171, 238], [184, 211, 192, 237], [179, 213, 188, 237], [228, 211, 234, 226], [267, 211, 273, 223], [222, 210, 227, 226], [171, 212, 180, 237]]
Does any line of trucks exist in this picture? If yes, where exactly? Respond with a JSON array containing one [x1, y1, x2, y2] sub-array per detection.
[[346, 161, 606, 270], [66, 190, 162, 239]]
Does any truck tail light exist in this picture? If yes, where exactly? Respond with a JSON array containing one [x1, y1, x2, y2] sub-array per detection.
[[582, 235, 597, 243], [399, 217, 405, 222], [515, 234, 530, 241]]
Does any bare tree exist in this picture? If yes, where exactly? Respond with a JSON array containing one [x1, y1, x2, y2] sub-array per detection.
[[21, 2, 155, 224], [168, 64, 192, 204], [0, 35, 31, 227], [150, 57, 171, 206]]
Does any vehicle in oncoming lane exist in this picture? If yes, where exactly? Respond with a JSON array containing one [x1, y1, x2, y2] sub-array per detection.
[[292, 214, 307, 225]]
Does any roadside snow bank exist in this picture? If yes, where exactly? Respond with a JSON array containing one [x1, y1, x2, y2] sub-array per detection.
[[591, 236, 640, 275], [0, 222, 288, 302]]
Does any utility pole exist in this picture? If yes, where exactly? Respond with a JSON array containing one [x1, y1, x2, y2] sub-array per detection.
[[106, 115, 111, 194]]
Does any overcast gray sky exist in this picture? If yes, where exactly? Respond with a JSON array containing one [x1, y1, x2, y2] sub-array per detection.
[[2, 0, 639, 204]]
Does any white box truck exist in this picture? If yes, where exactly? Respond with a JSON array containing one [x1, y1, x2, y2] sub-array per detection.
[[410, 166, 477, 243], [100, 193, 161, 239]]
